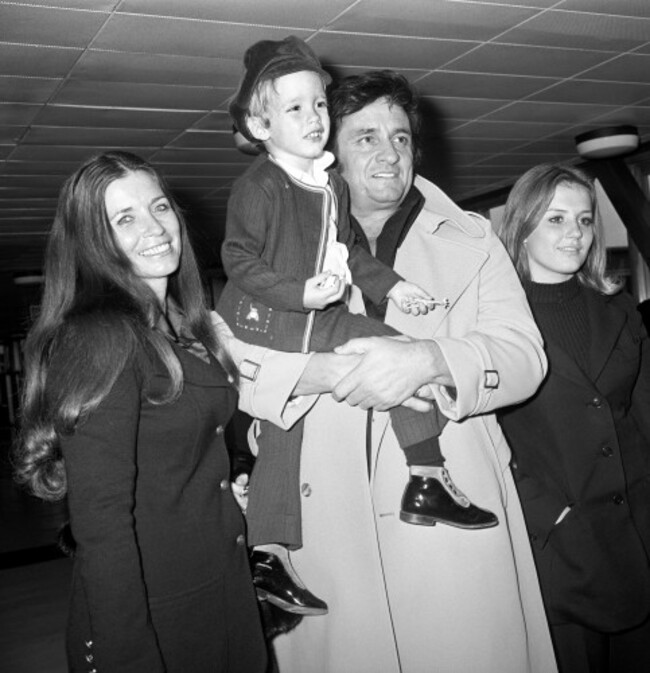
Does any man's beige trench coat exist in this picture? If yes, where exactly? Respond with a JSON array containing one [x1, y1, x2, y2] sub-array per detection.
[[238, 176, 558, 673]]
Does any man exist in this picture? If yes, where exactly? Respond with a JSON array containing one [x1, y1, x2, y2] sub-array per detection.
[[254, 70, 557, 672]]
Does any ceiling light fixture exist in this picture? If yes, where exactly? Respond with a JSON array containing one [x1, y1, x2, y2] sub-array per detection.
[[575, 125, 639, 160]]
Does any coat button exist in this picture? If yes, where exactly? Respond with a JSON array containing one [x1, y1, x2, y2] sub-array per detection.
[[84, 640, 93, 649], [236, 534, 245, 546], [601, 446, 613, 457], [215, 425, 224, 435], [301, 483, 312, 497], [588, 396, 603, 408], [220, 479, 229, 490], [85, 653, 94, 663], [612, 494, 624, 505]]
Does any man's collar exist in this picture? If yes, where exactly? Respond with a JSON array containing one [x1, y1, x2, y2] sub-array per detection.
[[414, 175, 485, 238]]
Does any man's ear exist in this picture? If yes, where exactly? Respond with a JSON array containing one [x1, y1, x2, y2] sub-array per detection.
[[246, 116, 271, 142]]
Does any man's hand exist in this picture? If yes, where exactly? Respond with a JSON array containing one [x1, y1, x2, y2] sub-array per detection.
[[303, 272, 346, 310], [333, 336, 453, 411]]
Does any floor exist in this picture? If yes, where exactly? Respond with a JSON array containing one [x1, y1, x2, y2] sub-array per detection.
[[0, 432, 70, 673]]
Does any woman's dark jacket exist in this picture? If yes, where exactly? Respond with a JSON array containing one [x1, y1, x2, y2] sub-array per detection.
[[55, 323, 266, 672], [499, 281, 650, 632]]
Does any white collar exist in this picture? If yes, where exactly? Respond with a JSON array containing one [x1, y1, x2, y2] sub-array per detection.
[[271, 151, 335, 187]]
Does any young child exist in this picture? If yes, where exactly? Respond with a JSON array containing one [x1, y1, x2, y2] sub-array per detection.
[[219, 36, 498, 616]]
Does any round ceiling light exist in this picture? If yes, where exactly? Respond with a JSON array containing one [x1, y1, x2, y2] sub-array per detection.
[[575, 125, 639, 160]]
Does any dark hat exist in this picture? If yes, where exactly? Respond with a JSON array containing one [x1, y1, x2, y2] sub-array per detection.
[[230, 35, 331, 143]]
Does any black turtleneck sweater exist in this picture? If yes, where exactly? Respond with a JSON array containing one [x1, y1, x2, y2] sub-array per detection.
[[523, 276, 590, 373]]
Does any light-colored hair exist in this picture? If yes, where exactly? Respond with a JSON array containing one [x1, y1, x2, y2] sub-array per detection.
[[500, 163, 621, 295]]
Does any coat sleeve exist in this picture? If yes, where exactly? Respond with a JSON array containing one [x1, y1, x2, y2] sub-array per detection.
[[431, 225, 547, 420], [61, 363, 166, 672], [221, 176, 307, 312]]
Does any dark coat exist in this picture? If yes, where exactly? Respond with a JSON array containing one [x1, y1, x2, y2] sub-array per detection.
[[59, 341, 266, 672], [500, 287, 650, 632], [218, 155, 400, 350]]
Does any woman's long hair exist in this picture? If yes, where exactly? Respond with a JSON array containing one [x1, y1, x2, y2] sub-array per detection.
[[15, 151, 228, 500], [500, 163, 620, 295]]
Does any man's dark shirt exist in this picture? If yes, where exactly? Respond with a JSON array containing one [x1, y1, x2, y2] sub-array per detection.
[[349, 185, 425, 321]]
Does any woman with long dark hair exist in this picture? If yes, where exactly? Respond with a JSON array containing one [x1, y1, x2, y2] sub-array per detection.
[[499, 164, 650, 673], [14, 151, 269, 672]]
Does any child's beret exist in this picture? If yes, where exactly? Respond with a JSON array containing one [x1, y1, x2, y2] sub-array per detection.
[[230, 35, 331, 142]]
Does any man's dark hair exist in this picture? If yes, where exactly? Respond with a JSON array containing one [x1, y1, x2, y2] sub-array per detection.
[[328, 70, 422, 164]]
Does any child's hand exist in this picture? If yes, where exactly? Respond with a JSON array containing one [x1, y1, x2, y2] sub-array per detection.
[[387, 281, 447, 316], [303, 272, 346, 310]]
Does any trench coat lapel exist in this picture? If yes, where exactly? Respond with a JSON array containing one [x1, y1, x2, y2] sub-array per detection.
[[392, 176, 488, 338]]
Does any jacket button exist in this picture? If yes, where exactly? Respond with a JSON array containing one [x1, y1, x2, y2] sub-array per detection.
[[84, 640, 93, 649], [236, 534, 245, 546], [220, 479, 229, 490], [301, 483, 312, 497], [589, 396, 603, 408], [612, 494, 624, 505], [601, 446, 613, 457], [85, 653, 94, 663], [215, 425, 224, 435]]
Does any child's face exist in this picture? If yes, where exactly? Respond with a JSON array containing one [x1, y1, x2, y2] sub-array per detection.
[[251, 70, 330, 171]]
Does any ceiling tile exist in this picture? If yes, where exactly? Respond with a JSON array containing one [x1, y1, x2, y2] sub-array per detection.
[[0, 44, 82, 78], [417, 71, 557, 99], [447, 137, 524, 153], [579, 54, 650, 84], [51, 80, 218, 111], [311, 32, 471, 70], [71, 50, 241, 87], [445, 43, 611, 78], [482, 101, 621, 124], [0, 103, 42, 126], [510, 137, 579, 154], [22, 126, 180, 147], [0, 127, 23, 143], [168, 131, 235, 150], [191, 112, 234, 132], [448, 119, 566, 140], [33, 105, 206, 130], [0, 160, 79, 175], [153, 163, 238, 178], [501, 9, 650, 51], [330, 0, 538, 41], [10, 145, 156, 162], [594, 105, 650, 127], [1, 77, 60, 104], [0, 145, 15, 159], [118, 0, 353, 27], [1, 3, 108, 47], [153, 159, 247, 178], [92, 13, 306, 59], [151, 148, 252, 164], [1, 175, 65, 189], [529, 79, 650, 105], [422, 96, 511, 120], [4, 0, 119, 8], [557, 0, 650, 18], [462, 0, 558, 6]]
